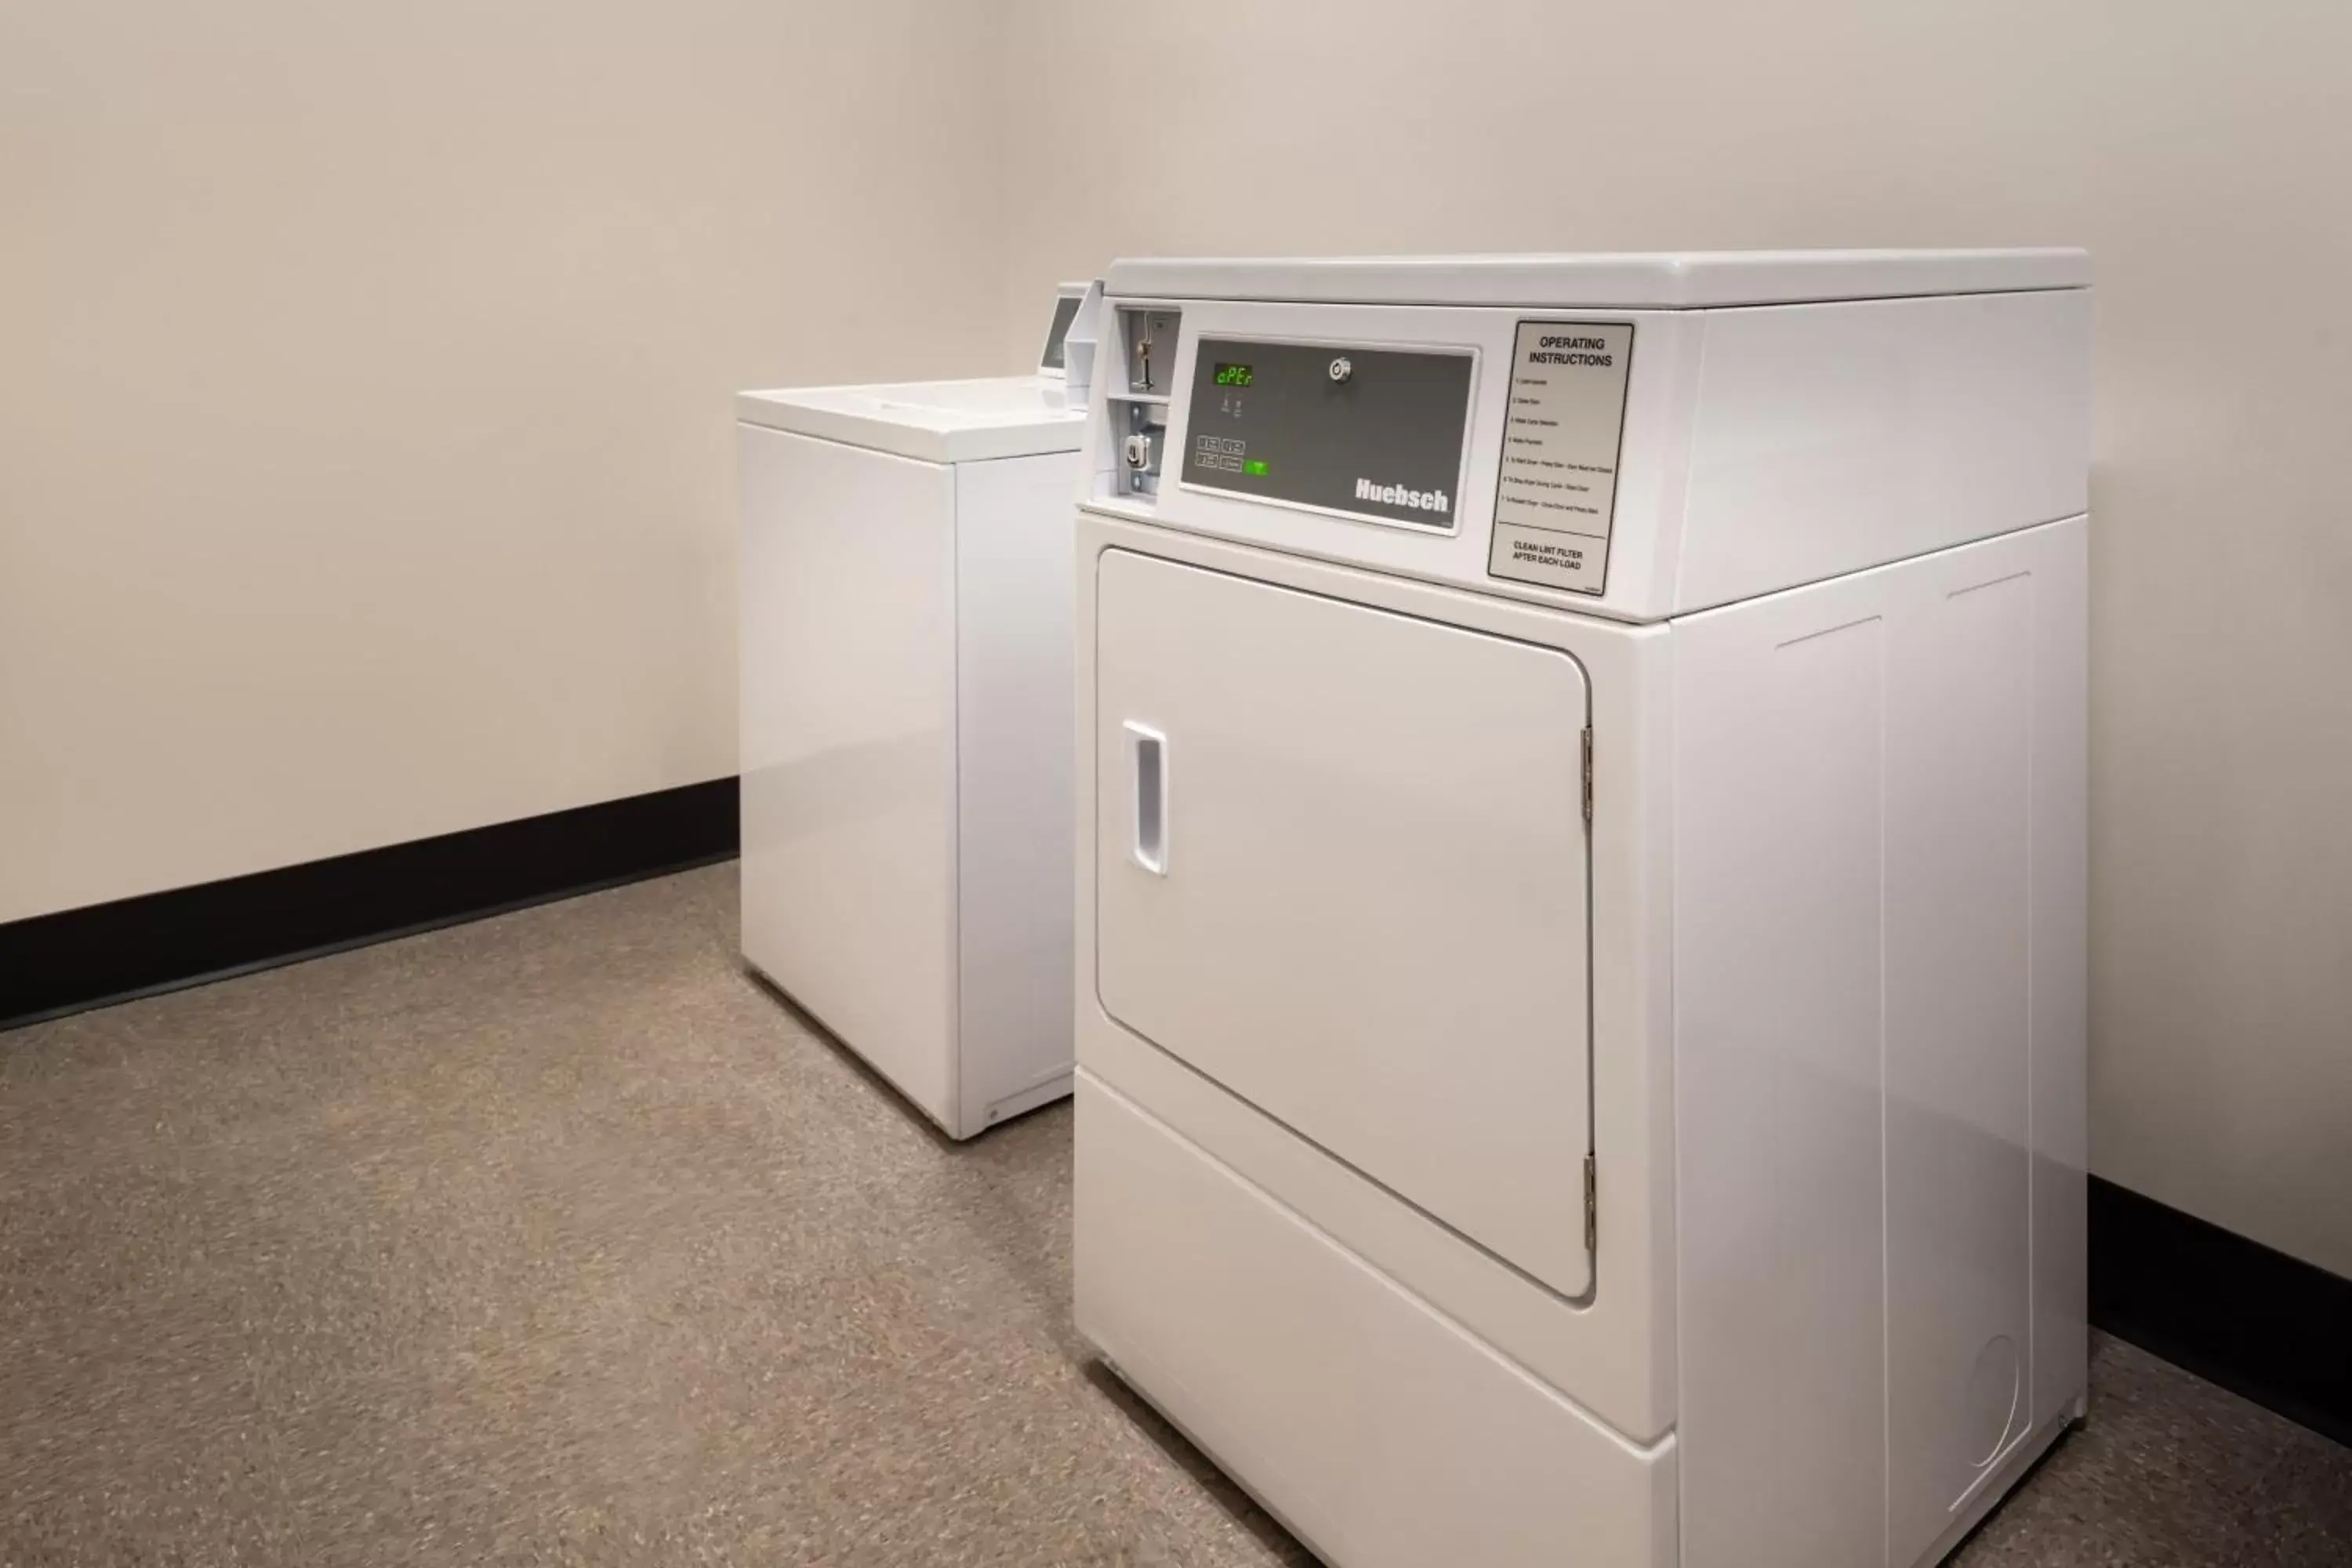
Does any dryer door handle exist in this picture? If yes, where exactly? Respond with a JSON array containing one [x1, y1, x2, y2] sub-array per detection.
[[1124, 721, 1168, 876]]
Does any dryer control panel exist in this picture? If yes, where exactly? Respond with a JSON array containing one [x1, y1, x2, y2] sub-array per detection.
[[1083, 295, 1668, 617], [1177, 338, 1473, 533], [1079, 270, 2089, 623]]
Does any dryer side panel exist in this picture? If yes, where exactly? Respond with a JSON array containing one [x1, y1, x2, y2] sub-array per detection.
[[1671, 518, 2090, 1568], [2027, 518, 2090, 1436], [1675, 288, 2090, 614], [1882, 548, 2034, 1557], [1673, 575, 1892, 1568]]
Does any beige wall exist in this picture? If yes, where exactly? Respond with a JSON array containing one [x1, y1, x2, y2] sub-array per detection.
[[0, 2, 1011, 924], [999, 1, 2352, 1275]]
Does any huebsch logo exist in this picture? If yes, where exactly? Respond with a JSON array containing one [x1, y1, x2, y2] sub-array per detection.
[[1355, 477, 1450, 515]]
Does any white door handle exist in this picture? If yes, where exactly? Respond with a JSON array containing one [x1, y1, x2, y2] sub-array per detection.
[[1124, 720, 1167, 875]]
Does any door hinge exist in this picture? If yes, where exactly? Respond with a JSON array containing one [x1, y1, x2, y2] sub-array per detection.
[[1581, 726, 1594, 826], [1583, 1152, 1598, 1253]]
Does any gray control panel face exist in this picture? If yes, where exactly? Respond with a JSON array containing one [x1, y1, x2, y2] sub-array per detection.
[[1180, 337, 1473, 531]]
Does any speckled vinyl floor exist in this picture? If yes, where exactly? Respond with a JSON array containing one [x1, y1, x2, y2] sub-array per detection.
[[3, 865, 2347, 1566]]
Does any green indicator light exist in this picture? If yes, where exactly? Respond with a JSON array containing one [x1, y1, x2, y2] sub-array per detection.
[[1243, 459, 1269, 477]]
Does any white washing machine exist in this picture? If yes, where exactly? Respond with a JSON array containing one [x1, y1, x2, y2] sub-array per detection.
[[737, 281, 1100, 1138], [1070, 252, 2090, 1567]]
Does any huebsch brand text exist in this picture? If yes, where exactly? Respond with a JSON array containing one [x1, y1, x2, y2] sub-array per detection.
[[1356, 477, 1450, 514]]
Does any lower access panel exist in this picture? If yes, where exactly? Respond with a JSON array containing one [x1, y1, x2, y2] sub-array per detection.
[[1093, 549, 1593, 1298], [1076, 1072, 1675, 1568]]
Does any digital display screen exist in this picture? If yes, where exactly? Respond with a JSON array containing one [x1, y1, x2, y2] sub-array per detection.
[[1213, 362, 1254, 388]]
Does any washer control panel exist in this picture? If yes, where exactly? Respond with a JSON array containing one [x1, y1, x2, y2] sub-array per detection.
[[1178, 336, 1474, 532]]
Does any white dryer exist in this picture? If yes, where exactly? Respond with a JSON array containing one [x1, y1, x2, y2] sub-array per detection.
[[1070, 252, 2090, 1567], [737, 281, 1100, 1138]]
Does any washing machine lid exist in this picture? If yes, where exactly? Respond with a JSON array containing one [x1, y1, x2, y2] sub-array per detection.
[[1105, 248, 2090, 309], [735, 376, 1086, 464]]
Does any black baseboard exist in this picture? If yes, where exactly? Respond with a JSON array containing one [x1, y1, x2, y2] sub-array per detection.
[[2090, 1174, 2352, 1446], [0, 778, 739, 1033]]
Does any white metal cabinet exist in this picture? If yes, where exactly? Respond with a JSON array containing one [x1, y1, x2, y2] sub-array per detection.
[[1073, 252, 2089, 1568], [740, 426, 957, 1120], [1093, 550, 1594, 1298], [736, 340, 1091, 1138]]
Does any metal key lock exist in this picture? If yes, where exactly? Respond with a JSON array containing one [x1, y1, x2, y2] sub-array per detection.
[[1124, 309, 1181, 397]]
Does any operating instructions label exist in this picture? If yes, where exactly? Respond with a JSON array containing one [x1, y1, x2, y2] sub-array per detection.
[[1487, 321, 1634, 595]]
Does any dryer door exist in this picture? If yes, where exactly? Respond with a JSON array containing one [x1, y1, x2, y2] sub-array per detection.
[[1094, 549, 1594, 1298]]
